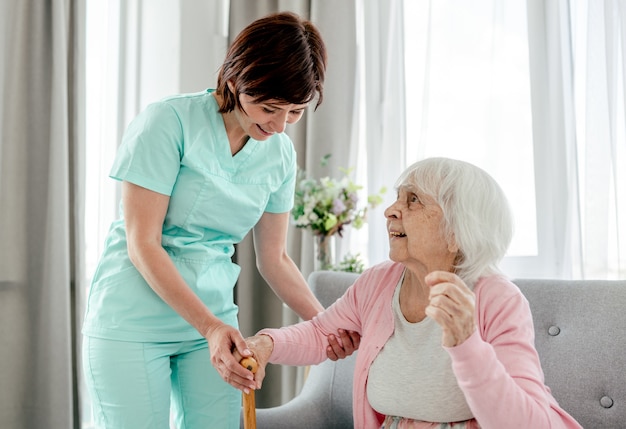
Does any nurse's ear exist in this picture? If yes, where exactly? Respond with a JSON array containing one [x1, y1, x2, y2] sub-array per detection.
[[226, 80, 243, 109]]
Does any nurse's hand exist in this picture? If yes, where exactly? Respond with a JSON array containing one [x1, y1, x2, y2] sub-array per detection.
[[205, 323, 257, 393], [326, 329, 361, 360]]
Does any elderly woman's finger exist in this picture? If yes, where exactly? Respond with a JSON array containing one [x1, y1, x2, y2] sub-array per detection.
[[426, 270, 471, 292], [242, 335, 274, 388], [425, 271, 476, 347]]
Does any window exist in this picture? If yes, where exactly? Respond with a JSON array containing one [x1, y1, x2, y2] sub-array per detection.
[[403, 0, 626, 279], [403, 0, 536, 258]]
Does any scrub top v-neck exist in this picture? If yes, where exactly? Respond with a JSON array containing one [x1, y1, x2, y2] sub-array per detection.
[[82, 89, 298, 342]]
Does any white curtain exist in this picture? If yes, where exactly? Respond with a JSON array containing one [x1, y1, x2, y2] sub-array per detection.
[[403, 0, 624, 280], [524, 0, 583, 278], [525, 0, 626, 279], [0, 0, 85, 428], [361, 0, 407, 266], [403, 0, 543, 276], [576, 0, 626, 278]]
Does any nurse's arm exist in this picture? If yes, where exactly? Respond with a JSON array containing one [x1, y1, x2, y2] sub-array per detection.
[[122, 181, 255, 392], [253, 211, 360, 360], [253, 211, 324, 321]]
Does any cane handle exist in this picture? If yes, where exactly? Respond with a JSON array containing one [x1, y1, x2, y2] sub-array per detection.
[[240, 356, 258, 429]]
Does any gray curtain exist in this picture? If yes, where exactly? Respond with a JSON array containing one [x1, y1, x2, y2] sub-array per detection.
[[230, 0, 359, 407], [0, 1, 85, 428]]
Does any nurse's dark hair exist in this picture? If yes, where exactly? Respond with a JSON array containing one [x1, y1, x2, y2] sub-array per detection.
[[215, 11, 327, 113]]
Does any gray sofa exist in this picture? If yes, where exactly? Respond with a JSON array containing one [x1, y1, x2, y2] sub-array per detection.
[[246, 270, 626, 429]]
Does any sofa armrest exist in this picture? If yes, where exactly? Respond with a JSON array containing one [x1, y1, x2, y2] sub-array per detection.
[[254, 355, 356, 429]]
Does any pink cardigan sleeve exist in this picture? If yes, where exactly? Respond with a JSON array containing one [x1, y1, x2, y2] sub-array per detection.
[[258, 280, 365, 367], [258, 318, 332, 366], [446, 277, 582, 429]]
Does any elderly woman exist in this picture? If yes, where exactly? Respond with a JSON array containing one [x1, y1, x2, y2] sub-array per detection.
[[236, 157, 582, 429]]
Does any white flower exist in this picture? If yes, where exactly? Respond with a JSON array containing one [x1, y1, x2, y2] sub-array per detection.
[[291, 156, 386, 237]]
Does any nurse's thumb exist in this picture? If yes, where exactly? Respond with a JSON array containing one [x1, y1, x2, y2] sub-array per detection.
[[233, 335, 252, 359]]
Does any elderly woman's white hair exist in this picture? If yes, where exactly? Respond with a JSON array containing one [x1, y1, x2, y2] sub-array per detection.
[[395, 157, 514, 287]]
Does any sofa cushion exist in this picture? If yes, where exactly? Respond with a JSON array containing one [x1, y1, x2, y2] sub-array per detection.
[[514, 278, 626, 429]]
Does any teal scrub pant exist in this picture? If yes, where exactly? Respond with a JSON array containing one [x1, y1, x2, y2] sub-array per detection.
[[82, 336, 241, 429]]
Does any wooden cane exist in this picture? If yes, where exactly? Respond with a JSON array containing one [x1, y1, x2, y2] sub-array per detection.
[[240, 356, 258, 429]]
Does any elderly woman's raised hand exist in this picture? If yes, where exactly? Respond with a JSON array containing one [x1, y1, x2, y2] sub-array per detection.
[[425, 271, 476, 347]]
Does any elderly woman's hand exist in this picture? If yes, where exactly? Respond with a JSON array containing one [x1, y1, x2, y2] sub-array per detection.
[[425, 271, 476, 347], [233, 334, 274, 390]]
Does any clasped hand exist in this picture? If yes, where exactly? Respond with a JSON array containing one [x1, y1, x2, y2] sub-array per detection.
[[209, 323, 360, 392]]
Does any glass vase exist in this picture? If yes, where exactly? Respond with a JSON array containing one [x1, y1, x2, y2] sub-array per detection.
[[313, 234, 335, 271]]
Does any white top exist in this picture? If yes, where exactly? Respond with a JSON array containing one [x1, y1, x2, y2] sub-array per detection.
[[366, 276, 473, 423]]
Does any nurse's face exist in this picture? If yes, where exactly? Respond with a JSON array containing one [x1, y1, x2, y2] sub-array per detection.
[[235, 93, 308, 140]]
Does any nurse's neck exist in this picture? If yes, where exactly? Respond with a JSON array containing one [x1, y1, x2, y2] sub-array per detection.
[[214, 93, 249, 156]]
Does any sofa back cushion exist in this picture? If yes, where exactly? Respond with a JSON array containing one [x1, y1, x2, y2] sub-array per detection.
[[514, 278, 626, 429]]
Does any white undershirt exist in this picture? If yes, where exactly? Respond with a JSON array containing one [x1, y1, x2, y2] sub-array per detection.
[[366, 276, 473, 423]]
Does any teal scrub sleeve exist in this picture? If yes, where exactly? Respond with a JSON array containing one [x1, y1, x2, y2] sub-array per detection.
[[264, 140, 297, 213], [110, 102, 184, 196]]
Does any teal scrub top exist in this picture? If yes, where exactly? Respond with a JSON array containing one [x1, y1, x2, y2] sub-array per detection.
[[82, 90, 297, 342]]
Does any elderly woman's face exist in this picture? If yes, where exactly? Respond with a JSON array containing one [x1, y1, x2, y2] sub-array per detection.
[[384, 185, 457, 272]]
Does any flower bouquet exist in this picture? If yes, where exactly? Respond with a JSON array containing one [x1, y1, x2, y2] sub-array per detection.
[[291, 154, 386, 269]]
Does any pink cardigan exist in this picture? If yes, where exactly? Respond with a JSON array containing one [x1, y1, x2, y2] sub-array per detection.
[[260, 261, 582, 429]]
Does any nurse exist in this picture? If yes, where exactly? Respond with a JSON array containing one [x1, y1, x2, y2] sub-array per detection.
[[81, 12, 358, 429]]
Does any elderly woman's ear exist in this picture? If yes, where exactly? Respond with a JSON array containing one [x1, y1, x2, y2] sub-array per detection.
[[448, 237, 464, 272], [447, 239, 459, 254]]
